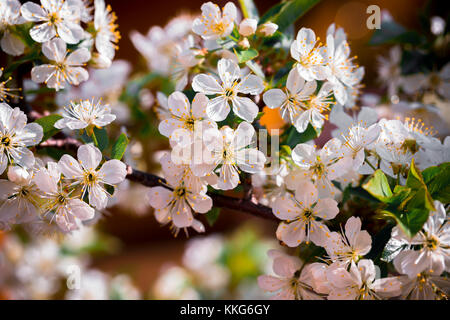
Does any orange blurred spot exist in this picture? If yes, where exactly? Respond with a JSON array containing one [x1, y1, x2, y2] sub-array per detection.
[[259, 106, 285, 135]]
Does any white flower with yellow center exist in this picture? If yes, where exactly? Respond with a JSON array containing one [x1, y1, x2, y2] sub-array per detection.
[[0, 166, 41, 227], [326, 259, 402, 300], [290, 28, 328, 81], [272, 180, 338, 247], [203, 122, 266, 190], [0, 103, 43, 174], [58, 144, 127, 210], [20, 0, 84, 44], [54, 98, 116, 130], [291, 138, 352, 197], [263, 68, 317, 132], [258, 250, 322, 300], [147, 182, 212, 230], [325, 217, 372, 265], [93, 0, 120, 64], [0, 0, 26, 56], [31, 38, 91, 91], [192, 1, 236, 40], [33, 162, 95, 232], [158, 91, 216, 146], [192, 58, 264, 122]]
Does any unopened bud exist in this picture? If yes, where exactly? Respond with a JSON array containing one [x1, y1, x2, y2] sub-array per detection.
[[239, 18, 258, 37], [238, 37, 250, 49], [258, 22, 278, 36]]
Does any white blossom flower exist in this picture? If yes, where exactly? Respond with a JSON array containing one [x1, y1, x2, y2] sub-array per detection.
[[0, 103, 43, 174], [170, 36, 201, 91], [394, 252, 450, 300], [324, 34, 364, 106], [326, 259, 402, 300], [257, 250, 322, 300], [67, 0, 93, 23], [291, 138, 352, 197], [20, 0, 84, 44], [257, 22, 278, 36], [54, 98, 115, 130], [33, 162, 95, 232], [192, 58, 264, 122], [325, 217, 372, 265], [238, 18, 257, 37], [272, 180, 338, 247], [202, 122, 266, 190], [31, 38, 91, 91], [192, 1, 237, 40], [158, 91, 216, 145], [0, 166, 41, 227], [329, 104, 378, 138], [0, 0, 26, 56], [263, 68, 317, 132], [392, 201, 449, 278], [340, 122, 381, 171], [377, 46, 402, 97], [147, 182, 212, 230], [93, 0, 120, 64], [58, 144, 126, 210], [130, 16, 193, 76], [160, 152, 217, 194], [290, 28, 327, 81]]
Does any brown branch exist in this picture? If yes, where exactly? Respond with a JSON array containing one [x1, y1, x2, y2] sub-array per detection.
[[126, 166, 278, 222]]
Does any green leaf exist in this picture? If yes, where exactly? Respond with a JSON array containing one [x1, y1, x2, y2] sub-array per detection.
[[405, 159, 435, 211], [423, 162, 450, 204], [259, 2, 285, 24], [34, 114, 63, 142], [239, 0, 259, 19], [362, 170, 393, 202], [383, 208, 429, 239], [111, 133, 129, 160], [270, 0, 321, 32], [93, 127, 109, 151], [234, 48, 259, 63], [369, 19, 423, 45], [205, 207, 221, 226], [285, 124, 319, 148]]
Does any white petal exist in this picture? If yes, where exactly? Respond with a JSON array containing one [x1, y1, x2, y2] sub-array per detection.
[[263, 89, 286, 109], [237, 74, 264, 95], [58, 154, 84, 179], [99, 159, 127, 185], [187, 193, 212, 213], [147, 186, 172, 209], [20, 2, 47, 21], [231, 96, 258, 122], [1, 31, 25, 56], [167, 91, 190, 118], [192, 74, 223, 95], [206, 96, 230, 121], [68, 198, 95, 221], [78, 144, 102, 171], [30, 23, 56, 43]]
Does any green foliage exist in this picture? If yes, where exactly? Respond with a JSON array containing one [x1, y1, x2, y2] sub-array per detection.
[[111, 133, 129, 160], [233, 48, 259, 63], [362, 169, 393, 202], [362, 159, 438, 238], [93, 127, 109, 151], [369, 19, 424, 46], [422, 162, 450, 204], [205, 207, 221, 226], [266, 0, 321, 32], [35, 114, 62, 142], [283, 124, 319, 148]]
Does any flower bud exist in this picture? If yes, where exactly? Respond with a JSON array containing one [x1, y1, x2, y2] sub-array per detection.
[[258, 22, 278, 36], [239, 18, 257, 37], [238, 37, 250, 49]]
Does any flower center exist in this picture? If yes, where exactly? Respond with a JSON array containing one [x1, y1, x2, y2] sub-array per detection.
[[425, 236, 440, 251], [184, 117, 195, 130], [57, 194, 67, 205], [311, 158, 325, 178], [225, 88, 234, 98], [1, 135, 11, 147], [174, 186, 187, 199], [83, 171, 98, 186], [48, 12, 62, 25]]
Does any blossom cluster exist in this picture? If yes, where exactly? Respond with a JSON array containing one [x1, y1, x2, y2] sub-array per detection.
[[0, 0, 449, 301]]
